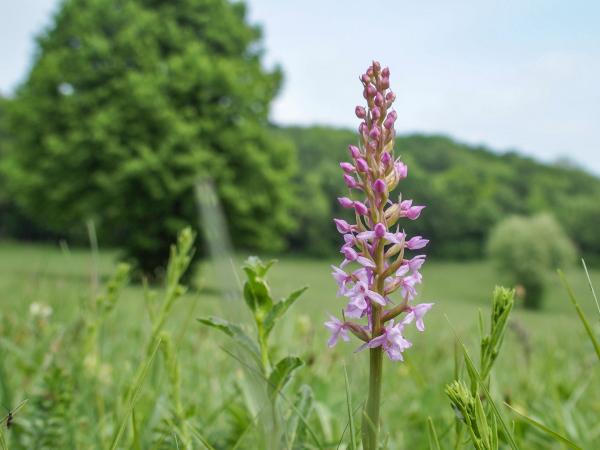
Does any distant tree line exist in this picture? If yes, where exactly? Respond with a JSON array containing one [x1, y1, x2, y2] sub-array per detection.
[[1, 0, 599, 276], [281, 126, 600, 262]]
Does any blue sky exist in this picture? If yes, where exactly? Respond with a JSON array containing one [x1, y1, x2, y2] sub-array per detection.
[[2, 0, 599, 173]]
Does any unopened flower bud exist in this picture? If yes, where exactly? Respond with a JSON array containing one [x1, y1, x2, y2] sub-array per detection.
[[355, 158, 369, 172], [367, 67, 374, 77], [382, 67, 390, 78], [344, 174, 358, 188], [369, 126, 381, 141], [353, 201, 368, 215], [381, 151, 391, 166], [355, 106, 366, 118], [338, 197, 354, 208], [374, 223, 386, 238], [348, 145, 361, 158], [373, 178, 387, 194], [366, 85, 377, 98], [340, 162, 355, 173], [380, 77, 390, 89], [386, 91, 396, 102], [372, 61, 381, 74], [371, 107, 381, 121], [383, 112, 397, 130], [374, 92, 384, 107], [359, 122, 368, 135], [361, 74, 370, 84], [334, 218, 354, 233]]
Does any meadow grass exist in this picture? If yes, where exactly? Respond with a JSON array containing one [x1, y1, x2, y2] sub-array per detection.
[[0, 241, 598, 448]]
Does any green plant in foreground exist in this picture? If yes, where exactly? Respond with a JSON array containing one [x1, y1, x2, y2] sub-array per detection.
[[110, 227, 196, 450], [199, 256, 313, 450], [446, 286, 516, 450]]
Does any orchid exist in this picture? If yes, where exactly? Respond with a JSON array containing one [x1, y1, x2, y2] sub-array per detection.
[[323, 61, 434, 450], [363, 319, 412, 361], [324, 315, 350, 347]]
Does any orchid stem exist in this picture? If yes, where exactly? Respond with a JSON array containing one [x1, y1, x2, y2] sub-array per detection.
[[362, 305, 383, 450]]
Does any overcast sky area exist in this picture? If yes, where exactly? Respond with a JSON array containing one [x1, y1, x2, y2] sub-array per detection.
[[1, 0, 599, 174]]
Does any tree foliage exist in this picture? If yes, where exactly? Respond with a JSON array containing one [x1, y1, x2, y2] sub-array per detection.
[[3, 0, 296, 275], [487, 214, 576, 309], [282, 126, 600, 261]]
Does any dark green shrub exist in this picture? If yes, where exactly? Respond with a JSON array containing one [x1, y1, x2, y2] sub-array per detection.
[[487, 214, 576, 309]]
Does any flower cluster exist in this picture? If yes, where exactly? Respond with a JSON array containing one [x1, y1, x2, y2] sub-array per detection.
[[326, 61, 433, 361]]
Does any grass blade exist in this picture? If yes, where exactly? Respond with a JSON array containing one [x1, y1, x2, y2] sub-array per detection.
[[343, 364, 357, 450], [581, 259, 600, 314], [504, 403, 583, 450], [558, 270, 600, 360], [427, 417, 441, 450], [189, 425, 217, 450], [110, 338, 162, 450]]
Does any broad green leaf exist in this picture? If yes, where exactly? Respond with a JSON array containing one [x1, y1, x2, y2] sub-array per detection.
[[197, 317, 261, 364], [267, 356, 303, 399], [242, 257, 278, 314], [504, 403, 584, 450], [263, 286, 308, 337], [243, 276, 273, 314]]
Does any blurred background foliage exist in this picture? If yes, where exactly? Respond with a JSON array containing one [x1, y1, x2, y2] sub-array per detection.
[[1, 0, 296, 276], [487, 214, 576, 309], [0, 0, 599, 277]]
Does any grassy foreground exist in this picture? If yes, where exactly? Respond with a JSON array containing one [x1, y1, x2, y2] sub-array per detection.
[[0, 241, 598, 448]]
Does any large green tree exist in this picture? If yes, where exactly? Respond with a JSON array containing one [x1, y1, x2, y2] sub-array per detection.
[[4, 0, 296, 275]]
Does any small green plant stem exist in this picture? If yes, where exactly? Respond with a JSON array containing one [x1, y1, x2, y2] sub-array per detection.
[[257, 328, 271, 375], [362, 304, 383, 450]]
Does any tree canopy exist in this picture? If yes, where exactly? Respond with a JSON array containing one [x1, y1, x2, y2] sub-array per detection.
[[3, 0, 297, 275]]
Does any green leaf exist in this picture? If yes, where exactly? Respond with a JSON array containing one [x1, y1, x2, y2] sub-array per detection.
[[197, 317, 261, 364], [504, 403, 584, 450], [242, 258, 275, 314], [474, 392, 491, 447], [461, 344, 519, 450], [243, 256, 276, 278], [267, 356, 303, 399], [263, 286, 308, 337], [286, 384, 314, 448]]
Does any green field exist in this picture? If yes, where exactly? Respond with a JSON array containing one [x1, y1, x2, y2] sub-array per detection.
[[0, 241, 599, 448]]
